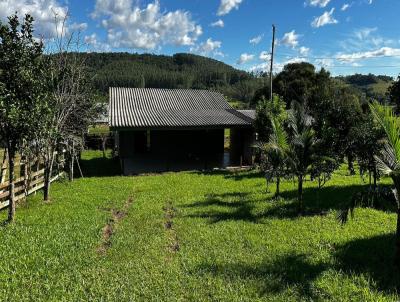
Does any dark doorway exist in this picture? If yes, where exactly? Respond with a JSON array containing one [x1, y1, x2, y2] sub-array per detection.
[[134, 131, 147, 154]]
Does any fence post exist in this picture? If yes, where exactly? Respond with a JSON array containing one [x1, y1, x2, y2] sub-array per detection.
[[0, 149, 8, 184]]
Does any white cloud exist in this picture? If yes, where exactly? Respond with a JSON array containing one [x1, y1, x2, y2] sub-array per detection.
[[336, 47, 400, 62], [249, 62, 268, 72], [281, 30, 300, 48], [0, 0, 72, 38], [190, 38, 222, 56], [237, 53, 254, 64], [341, 3, 351, 11], [250, 57, 306, 73], [299, 46, 310, 56], [306, 0, 331, 8], [217, 0, 243, 16], [275, 57, 307, 72], [70, 22, 88, 32], [259, 51, 270, 61], [354, 27, 377, 40], [249, 35, 263, 45], [92, 0, 202, 50], [311, 8, 338, 28], [339, 27, 397, 53], [84, 33, 111, 52], [285, 57, 307, 64], [210, 19, 224, 28], [315, 58, 334, 67]]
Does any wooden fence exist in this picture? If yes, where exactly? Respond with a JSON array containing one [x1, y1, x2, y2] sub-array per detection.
[[0, 153, 64, 211]]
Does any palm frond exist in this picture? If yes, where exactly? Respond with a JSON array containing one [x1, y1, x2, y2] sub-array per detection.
[[374, 142, 397, 176], [270, 115, 289, 151], [370, 102, 400, 165]]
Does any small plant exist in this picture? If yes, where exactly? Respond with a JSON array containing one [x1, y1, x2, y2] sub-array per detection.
[[255, 115, 289, 197]]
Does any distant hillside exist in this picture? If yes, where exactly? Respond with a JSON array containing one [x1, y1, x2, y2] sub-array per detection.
[[80, 52, 265, 106], [336, 73, 393, 100], [80, 53, 394, 105]]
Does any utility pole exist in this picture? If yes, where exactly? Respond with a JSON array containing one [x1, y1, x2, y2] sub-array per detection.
[[269, 24, 276, 101]]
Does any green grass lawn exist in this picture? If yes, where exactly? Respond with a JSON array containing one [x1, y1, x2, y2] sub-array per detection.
[[88, 124, 110, 135], [0, 150, 399, 301]]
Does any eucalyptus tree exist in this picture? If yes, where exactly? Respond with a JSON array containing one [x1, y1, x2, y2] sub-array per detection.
[[0, 14, 49, 221]]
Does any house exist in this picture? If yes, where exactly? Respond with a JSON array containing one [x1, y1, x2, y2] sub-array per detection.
[[109, 87, 255, 175]]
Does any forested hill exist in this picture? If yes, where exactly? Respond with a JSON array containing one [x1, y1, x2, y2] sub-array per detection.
[[80, 52, 265, 105], [79, 52, 394, 105], [335, 73, 393, 100]]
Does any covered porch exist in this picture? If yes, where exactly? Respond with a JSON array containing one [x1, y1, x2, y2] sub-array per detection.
[[116, 127, 255, 175]]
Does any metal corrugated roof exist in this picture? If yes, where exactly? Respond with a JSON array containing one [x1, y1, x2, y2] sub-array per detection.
[[109, 88, 253, 129], [237, 110, 256, 121]]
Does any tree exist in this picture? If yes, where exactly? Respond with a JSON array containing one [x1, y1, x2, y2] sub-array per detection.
[[36, 15, 98, 201], [349, 114, 384, 189], [388, 75, 400, 113], [0, 14, 48, 221], [340, 101, 400, 267], [255, 114, 289, 197], [286, 102, 320, 213], [273, 63, 331, 107], [316, 85, 363, 173], [254, 94, 286, 142]]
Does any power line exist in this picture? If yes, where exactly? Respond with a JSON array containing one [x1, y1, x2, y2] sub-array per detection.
[[273, 52, 400, 61], [317, 65, 400, 68]]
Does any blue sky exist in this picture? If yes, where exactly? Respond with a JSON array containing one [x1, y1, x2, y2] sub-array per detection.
[[1, 0, 400, 76]]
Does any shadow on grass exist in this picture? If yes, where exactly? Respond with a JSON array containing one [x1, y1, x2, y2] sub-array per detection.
[[193, 169, 264, 181], [196, 254, 327, 300], [334, 233, 400, 293], [183, 182, 397, 224], [80, 156, 121, 177], [194, 235, 400, 298], [183, 192, 263, 224]]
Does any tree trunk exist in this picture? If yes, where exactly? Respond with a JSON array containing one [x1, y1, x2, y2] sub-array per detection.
[[265, 173, 269, 193], [43, 171, 51, 201], [395, 207, 400, 268], [275, 177, 280, 197], [347, 155, 355, 175], [102, 135, 107, 158], [7, 148, 15, 222], [298, 175, 303, 214], [68, 152, 74, 182], [43, 164, 52, 201], [317, 177, 321, 205], [369, 171, 372, 188], [69, 142, 75, 182]]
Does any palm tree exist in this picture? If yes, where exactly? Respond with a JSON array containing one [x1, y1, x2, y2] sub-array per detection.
[[367, 101, 400, 266], [255, 115, 289, 197], [286, 102, 319, 213]]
